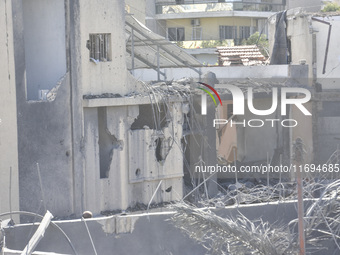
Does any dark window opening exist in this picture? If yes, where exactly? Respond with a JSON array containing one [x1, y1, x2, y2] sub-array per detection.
[[98, 107, 121, 178], [155, 137, 172, 163]]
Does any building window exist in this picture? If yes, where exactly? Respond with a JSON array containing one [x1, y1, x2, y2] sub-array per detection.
[[219, 26, 237, 40], [168, 27, 185, 41], [88, 34, 112, 62], [192, 27, 202, 40], [239, 26, 251, 40]]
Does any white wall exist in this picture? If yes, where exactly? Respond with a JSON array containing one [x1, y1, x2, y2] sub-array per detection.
[[23, 0, 67, 100], [0, 0, 19, 215]]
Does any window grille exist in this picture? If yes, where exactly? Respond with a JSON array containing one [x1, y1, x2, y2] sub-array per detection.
[[219, 26, 237, 40], [192, 27, 202, 40], [88, 33, 111, 62]]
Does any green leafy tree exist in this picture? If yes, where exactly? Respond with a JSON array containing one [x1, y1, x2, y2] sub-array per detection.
[[242, 31, 269, 57], [322, 2, 340, 12]]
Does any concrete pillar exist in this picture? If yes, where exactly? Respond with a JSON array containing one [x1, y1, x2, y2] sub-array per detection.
[[0, 0, 20, 216]]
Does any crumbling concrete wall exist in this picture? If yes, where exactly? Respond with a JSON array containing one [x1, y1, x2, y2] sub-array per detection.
[[11, 0, 74, 217], [83, 101, 184, 214], [0, 0, 20, 215], [10, 0, 185, 218]]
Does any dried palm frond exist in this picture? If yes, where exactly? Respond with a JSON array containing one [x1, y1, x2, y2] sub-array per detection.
[[170, 203, 297, 255], [289, 179, 340, 250]]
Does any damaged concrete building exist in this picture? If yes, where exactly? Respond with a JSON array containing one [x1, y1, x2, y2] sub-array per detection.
[[2, 1, 340, 254], [269, 9, 340, 164], [0, 0, 206, 219]]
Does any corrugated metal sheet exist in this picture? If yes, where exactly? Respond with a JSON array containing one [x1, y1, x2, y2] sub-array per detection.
[[125, 15, 202, 70]]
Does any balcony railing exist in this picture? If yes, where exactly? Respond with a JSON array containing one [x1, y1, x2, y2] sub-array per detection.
[[156, 0, 285, 14]]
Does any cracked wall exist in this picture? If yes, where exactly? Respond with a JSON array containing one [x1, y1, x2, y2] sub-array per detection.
[[128, 102, 184, 206]]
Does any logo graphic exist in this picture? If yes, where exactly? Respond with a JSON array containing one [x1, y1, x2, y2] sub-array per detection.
[[198, 82, 222, 115]]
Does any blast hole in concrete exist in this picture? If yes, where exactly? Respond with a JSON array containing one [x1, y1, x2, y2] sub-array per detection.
[[131, 104, 169, 130], [135, 168, 141, 177], [155, 137, 163, 162]]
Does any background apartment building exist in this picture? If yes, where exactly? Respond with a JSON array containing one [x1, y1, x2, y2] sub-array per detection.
[[127, 0, 324, 65]]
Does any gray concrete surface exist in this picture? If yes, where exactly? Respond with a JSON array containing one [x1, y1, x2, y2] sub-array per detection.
[[0, 0, 20, 216], [3, 201, 339, 255]]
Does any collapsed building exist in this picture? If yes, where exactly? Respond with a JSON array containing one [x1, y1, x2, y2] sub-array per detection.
[[1, 0, 340, 254], [0, 0, 203, 218], [269, 9, 340, 164]]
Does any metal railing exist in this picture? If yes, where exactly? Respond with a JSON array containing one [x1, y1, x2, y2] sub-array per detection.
[[156, 0, 285, 14]]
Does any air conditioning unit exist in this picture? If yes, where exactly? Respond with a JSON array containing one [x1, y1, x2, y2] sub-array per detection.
[[191, 19, 200, 26]]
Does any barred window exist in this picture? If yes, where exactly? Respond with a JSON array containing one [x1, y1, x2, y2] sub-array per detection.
[[219, 26, 237, 40], [88, 34, 111, 62], [192, 27, 202, 40], [239, 26, 251, 40]]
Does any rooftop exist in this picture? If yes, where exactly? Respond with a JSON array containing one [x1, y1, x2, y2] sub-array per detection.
[[216, 45, 267, 66]]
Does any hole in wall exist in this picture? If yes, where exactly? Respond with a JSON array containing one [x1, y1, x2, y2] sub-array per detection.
[[131, 104, 169, 130], [135, 168, 141, 177], [98, 107, 123, 179], [155, 137, 172, 163], [155, 138, 163, 162]]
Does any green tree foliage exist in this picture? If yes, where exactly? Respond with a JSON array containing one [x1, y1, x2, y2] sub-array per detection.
[[322, 2, 340, 12], [242, 31, 269, 57], [200, 40, 231, 48]]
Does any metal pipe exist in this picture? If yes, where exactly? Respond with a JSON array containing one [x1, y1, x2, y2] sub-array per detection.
[[0, 211, 78, 255], [82, 218, 98, 255], [36, 163, 47, 213], [9, 167, 12, 221], [323, 24, 332, 74], [147, 180, 163, 213], [311, 17, 332, 75], [157, 45, 160, 81], [131, 28, 135, 75]]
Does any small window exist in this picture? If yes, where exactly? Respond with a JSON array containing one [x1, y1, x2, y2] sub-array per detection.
[[192, 27, 202, 40], [168, 27, 185, 41], [219, 26, 237, 40], [88, 34, 111, 62]]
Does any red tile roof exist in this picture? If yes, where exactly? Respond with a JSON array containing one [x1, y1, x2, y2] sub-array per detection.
[[216, 45, 267, 66]]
